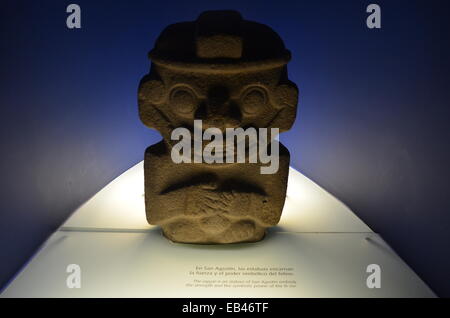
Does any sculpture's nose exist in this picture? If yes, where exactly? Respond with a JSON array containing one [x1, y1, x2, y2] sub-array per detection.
[[196, 86, 241, 129], [207, 86, 229, 114]]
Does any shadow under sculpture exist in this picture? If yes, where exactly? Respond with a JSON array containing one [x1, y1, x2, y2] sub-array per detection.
[[138, 11, 298, 243]]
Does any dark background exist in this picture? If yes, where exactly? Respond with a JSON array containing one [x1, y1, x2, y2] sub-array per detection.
[[1, 0, 449, 296]]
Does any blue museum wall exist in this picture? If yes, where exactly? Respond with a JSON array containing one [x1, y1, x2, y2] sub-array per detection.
[[1, 0, 449, 296]]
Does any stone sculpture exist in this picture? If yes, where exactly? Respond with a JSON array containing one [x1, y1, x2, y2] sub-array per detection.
[[138, 10, 298, 243]]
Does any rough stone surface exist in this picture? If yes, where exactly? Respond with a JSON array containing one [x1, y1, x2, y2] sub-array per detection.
[[138, 10, 298, 243]]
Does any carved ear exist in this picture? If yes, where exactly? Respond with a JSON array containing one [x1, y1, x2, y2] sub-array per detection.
[[267, 107, 297, 132], [138, 75, 172, 139], [268, 81, 299, 132], [274, 82, 298, 109], [138, 76, 166, 105]]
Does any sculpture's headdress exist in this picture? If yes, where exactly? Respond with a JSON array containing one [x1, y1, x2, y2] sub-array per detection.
[[148, 10, 291, 73]]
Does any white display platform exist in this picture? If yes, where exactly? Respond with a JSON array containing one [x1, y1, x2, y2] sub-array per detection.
[[1, 162, 435, 297], [61, 162, 372, 233]]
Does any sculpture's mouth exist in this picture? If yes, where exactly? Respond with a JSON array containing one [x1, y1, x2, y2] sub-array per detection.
[[167, 121, 267, 164]]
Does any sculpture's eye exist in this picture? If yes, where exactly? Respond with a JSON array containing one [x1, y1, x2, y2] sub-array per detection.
[[240, 87, 267, 115], [170, 87, 197, 115]]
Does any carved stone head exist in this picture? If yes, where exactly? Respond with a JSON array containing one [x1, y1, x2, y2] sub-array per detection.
[[138, 11, 298, 145]]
